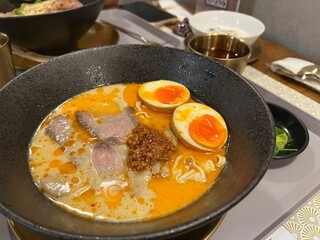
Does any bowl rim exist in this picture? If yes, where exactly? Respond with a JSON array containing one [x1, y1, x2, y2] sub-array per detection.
[[268, 102, 310, 160], [189, 10, 266, 38]]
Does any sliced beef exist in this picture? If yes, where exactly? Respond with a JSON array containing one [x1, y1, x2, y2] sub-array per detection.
[[45, 115, 72, 145], [127, 169, 152, 197], [91, 141, 128, 177], [151, 162, 169, 178], [70, 152, 90, 169], [39, 174, 70, 198], [76, 107, 138, 141]]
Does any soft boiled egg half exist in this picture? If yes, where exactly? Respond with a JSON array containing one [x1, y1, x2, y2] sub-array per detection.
[[138, 80, 190, 112], [171, 103, 228, 151]]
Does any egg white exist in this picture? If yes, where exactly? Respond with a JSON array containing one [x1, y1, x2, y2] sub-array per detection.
[[171, 103, 228, 151], [138, 80, 190, 112]]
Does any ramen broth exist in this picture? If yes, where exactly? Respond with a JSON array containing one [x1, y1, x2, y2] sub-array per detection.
[[29, 83, 227, 222]]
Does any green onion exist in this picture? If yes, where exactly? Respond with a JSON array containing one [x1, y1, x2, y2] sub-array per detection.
[[14, 3, 27, 15], [274, 127, 298, 155], [13, 1, 44, 15]]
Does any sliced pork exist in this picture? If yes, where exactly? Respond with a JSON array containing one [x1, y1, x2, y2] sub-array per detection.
[[76, 107, 138, 141], [45, 115, 72, 145]]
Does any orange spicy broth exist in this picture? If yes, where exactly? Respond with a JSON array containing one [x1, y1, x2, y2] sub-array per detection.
[[29, 83, 226, 222]]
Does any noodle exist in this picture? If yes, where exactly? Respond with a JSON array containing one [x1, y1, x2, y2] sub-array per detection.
[[0, 0, 83, 16], [217, 155, 226, 167], [172, 154, 225, 184], [135, 101, 151, 119]]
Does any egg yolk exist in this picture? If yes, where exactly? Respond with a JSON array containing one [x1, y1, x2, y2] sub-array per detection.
[[154, 86, 186, 104], [189, 114, 226, 149]]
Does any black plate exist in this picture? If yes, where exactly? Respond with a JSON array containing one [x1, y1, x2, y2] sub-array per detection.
[[268, 103, 309, 160], [0, 45, 275, 239]]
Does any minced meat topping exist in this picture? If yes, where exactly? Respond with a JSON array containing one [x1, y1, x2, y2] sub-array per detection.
[[126, 124, 176, 172]]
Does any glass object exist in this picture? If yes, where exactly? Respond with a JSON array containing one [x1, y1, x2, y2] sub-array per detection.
[[0, 33, 16, 88]]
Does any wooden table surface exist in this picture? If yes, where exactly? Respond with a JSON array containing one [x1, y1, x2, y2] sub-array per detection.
[[248, 37, 320, 104]]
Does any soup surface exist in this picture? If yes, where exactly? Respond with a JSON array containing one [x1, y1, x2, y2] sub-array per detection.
[[29, 82, 227, 222]]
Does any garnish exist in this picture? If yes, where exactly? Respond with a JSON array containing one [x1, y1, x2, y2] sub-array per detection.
[[13, 0, 43, 15], [274, 127, 298, 155], [14, 3, 27, 15]]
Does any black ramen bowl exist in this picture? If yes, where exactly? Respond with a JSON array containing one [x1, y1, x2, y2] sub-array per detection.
[[0, 0, 104, 54], [268, 103, 309, 160], [0, 45, 275, 239]]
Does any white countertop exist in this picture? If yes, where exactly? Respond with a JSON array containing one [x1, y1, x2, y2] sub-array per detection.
[[210, 66, 320, 240], [0, 215, 11, 239]]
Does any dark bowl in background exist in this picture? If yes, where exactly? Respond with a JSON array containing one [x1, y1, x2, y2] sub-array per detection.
[[268, 103, 309, 160], [0, 0, 104, 54], [0, 45, 275, 239]]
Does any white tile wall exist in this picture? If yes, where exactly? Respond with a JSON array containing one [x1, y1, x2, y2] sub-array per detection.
[[239, 0, 320, 63]]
